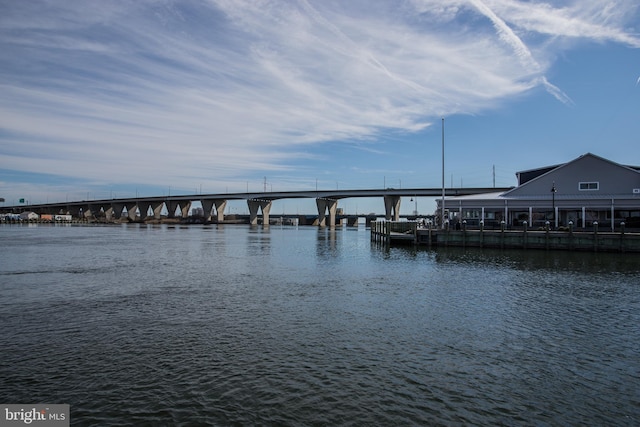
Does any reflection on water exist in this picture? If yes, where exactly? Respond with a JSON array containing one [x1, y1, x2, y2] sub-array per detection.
[[428, 245, 639, 274], [0, 224, 638, 426]]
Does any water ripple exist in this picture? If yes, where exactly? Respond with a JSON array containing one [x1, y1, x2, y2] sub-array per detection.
[[0, 225, 639, 425]]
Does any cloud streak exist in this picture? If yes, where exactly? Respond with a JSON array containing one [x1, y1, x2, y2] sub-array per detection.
[[0, 0, 638, 198]]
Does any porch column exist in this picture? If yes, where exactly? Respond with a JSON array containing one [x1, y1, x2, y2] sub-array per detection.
[[582, 206, 586, 228], [611, 198, 615, 231], [504, 200, 508, 226]]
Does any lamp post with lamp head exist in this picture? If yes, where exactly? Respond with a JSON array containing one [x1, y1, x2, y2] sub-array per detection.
[[551, 182, 557, 229]]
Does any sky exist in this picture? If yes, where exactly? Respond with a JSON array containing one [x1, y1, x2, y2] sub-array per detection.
[[1, 0, 639, 215]]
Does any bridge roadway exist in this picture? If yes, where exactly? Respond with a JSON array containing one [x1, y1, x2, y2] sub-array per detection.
[[2, 187, 511, 226]]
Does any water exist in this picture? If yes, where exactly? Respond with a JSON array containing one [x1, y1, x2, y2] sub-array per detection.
[[1, 224, 639, 426]]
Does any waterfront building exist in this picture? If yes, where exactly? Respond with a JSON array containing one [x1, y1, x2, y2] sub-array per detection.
[[19, 211, 39, 221], [438, 153, 640, 231]]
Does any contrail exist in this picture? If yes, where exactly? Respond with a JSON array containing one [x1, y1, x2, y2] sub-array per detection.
[[541, 77, 574, 105], [468, 0, 539, 72], [468, 0, 572, 104]]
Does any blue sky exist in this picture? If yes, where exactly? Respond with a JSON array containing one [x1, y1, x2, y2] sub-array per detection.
[[1, 0, 639, 215]]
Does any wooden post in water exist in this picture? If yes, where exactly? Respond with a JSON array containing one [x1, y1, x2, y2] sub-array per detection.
[[444, 220, 449, 247], [462, 220, 466, 248], [385, 221, 391, 246], [568, 221, 574, 250], [545, 221, 550, 250]]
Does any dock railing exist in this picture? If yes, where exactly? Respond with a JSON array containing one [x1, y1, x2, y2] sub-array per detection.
[[370, 221, 418, 246], [372, 220, 640, 252]]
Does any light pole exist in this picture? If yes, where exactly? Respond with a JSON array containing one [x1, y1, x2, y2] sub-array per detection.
[[441, 117, 445, 229], [551, 181, 556, 229]]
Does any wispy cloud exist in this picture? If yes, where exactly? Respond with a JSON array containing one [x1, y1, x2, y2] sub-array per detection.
[[481, 0, 640, 47], [0, 0, 638, 198]]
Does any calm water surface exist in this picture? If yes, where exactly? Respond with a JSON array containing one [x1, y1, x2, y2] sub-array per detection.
[[1, 224, 639, 426]]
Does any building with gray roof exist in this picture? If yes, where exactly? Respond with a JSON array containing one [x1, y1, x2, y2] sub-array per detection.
[[437, 153, 640, 231]]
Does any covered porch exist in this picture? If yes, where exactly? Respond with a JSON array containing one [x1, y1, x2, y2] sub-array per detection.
[[440, 196, 640, 231]]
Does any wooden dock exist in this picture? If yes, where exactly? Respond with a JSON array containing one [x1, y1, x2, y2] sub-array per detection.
[[371, 221, 640, 253]]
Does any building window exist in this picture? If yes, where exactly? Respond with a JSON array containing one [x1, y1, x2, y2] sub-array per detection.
[[579, 182, 599, 191]]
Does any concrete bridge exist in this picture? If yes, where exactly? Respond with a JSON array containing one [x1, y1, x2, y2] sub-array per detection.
[[2, 187, 511, 226]]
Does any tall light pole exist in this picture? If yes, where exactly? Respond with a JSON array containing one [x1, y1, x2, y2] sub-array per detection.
[[441, 117, 445, 229], [551, 181, 556, 229]]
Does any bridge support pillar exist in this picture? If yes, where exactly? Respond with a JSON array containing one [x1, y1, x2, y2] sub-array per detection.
[[180, 201, 191, 219], [202, 199, 227, 222], [384, 195, 401, 221], [104, 207, 114, 221], [85, 204, 103, 219], [166, 200, 178, 218], [316, 198, 338, 227], [137, 202, 151, 220], [67, 205, 83, 219], [214, 200, 227, 222], [248, 199, 272, 226], [125, 203, 138, 221], [111, 203, 125, 219], [166, 200, 187, 218], [152, 202, 164, 219], [201, 199, 215, 221]]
